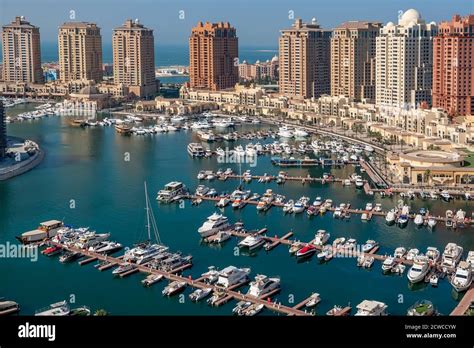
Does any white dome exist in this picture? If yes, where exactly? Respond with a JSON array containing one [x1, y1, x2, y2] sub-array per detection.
[[399, 9, 421, 26], [271, 55, 279, 62], [256, 60, 260, 64], [385, 21, 395, 28]]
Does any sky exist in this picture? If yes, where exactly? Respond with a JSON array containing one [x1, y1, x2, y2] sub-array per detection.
[[0, 0, 472, 47]]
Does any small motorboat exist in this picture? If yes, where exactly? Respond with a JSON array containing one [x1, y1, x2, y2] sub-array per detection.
[[429, 274, 439, 287], [162, 281, 187, 296], [362, 240, 378, 253], [305, 293, 321, 308], [189, 288, 213, 302], [141, 274, 164, 287], [289, 242, 304, 255], [296, 244, 317, 258]]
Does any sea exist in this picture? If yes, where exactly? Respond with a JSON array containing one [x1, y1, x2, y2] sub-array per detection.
[[1, 104, 473, 316]]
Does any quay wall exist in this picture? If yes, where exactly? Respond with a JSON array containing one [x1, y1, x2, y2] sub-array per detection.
[[0, 147, 44, 181]]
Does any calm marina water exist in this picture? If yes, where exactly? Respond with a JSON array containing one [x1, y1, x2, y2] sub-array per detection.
[[1, 104, 473, 315]]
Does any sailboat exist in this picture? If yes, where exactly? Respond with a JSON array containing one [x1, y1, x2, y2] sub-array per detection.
[[123, 182, 168, 264]]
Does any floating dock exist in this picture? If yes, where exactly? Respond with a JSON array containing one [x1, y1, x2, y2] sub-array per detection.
[[48, 242, 311, 316]]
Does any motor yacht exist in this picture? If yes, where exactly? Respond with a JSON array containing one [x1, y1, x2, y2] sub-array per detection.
[[292, 199, 306, 214], [407, 256, 430, 283], [289, 242, 304, 255], [59, 251, 82, 263], [343, 238, 357, 251], [450, 261, 472, 292], [278, 126, 294, 138], [201, 266, 219, 284], [441, 243, 463, 271], [305, 293, 321, 308], [394, 247, 406, 259], [362, 240, 378, 253], [197, 213, 230, 238], [232, 301, 252, 315], [35, 300, 70, 316], [141, 274, 164, 287], [425, 247, 440, 264], [242, 303, 265, 316], [404, 247, 419, 261], [385, 210, 396, 225], [187, 143, 205, 157], [294, 128, 309, 138], [215, 266, 251, 288], [296, 244, 317, 258], [355, 300, 388, 316], [382, 256, 396, 273], [238, 234, 265, 250], [134, 244, 169, 265], [427, 217, 437, 229], [112, 263, 135, 276], [189, 288, 213, 302], [162, 281, 187, 296], [414, 214, 424, 227], [283, 200, 294, 214], [156, 181, 186, 203], [313, 230, 330, 246], [246, 275, 281, 298]]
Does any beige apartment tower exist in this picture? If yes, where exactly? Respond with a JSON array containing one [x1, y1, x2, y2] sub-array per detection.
[[58, 22, 102, 83], [331, 21, 381, 101], [279, 18, 331, 99], [189, 21, 239, 91], [112, 19, 156, 98], [1, 16, 43, 83]]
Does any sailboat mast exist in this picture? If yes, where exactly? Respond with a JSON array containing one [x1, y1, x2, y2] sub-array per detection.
[[144, 181, 151, 241]]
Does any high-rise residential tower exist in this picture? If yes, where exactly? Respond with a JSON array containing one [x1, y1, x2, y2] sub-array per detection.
[[58, 22, 103, 83], [433, 14, 474, 116], [331, 21, 381, 101], [375, 9, 437, 108], [279, 18, 330, 99], [189, 21, 239, 91], [1, 16, 43, 83], [113, 19, 156, 98]]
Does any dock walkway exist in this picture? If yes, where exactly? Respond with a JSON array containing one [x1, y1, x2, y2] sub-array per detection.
[[49, 242, 311, 316]]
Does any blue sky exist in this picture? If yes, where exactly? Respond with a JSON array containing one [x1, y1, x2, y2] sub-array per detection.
[[0, 0, 472, 46]]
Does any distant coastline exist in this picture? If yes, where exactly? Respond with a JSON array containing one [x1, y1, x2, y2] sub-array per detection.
[[0, 42, 278, 66]]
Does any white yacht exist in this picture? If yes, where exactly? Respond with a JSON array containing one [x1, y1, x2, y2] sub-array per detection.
[[468, 251, 474, 267], [382, 256, 396, 273], [156, 181, 186, 203], [425, 247, 440, 264], [246, 275, 281, 298], [278, 126, 294, 138], [394, 247, 406, 259], [294, 128, 309, 137], [414, 214, 424, 227], [385, 210, 396, 225], [355, 300, 388, 316], [134, 244, 169, 265], [441, 243, 464, 271], [427, 217, 437, 229], [406, 248, 419, 261], [201, 266, 220, 284], [189, 288, 213, 302], [313, 230, 330, 246], [187, 143, 205, 157], [197, 213, 230, 238], [215, 266, 251, 288], [35, 300, 70, 316], [407, 256, 430, 283], [238, 234, 265, 250], [450, 261, 472, 292]]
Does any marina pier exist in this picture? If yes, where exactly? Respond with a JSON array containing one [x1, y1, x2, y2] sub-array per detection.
[[47, 241, 312, 316], [184, 194, 473, 226]]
